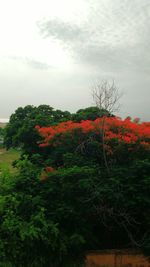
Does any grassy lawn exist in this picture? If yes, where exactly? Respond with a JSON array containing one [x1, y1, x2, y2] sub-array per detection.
[[0, 148, 20, 173]]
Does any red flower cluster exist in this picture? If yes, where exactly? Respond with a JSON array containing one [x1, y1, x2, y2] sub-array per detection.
[[36, 117, 150, 150], [40, 166, 55, 181], [45, 166, 55, 172]]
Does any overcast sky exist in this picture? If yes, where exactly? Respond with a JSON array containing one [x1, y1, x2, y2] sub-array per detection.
[[0, 0, 149, 121]]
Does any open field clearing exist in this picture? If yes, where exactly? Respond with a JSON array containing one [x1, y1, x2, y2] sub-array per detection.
[[0, 122, 7, 128], [0, 148, 20, 173]]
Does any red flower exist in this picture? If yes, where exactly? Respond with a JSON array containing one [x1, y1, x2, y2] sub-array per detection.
[[45, 166, 55, 172], [36, 117, 150, 151], [35, 125, 40, 130]]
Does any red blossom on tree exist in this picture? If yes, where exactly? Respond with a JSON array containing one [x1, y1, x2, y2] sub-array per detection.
[[36, 117, 150, 155], [36, 117, 150, 147], [45, 166, 55, 172]]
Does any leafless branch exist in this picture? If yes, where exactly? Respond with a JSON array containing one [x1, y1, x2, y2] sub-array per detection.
[[92, 79, 123, 172], [92, 79, 122, 114]]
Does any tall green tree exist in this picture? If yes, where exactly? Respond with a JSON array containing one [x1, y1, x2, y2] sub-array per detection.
[[72, 106, 112, 122], [4, 105, 72, 154]]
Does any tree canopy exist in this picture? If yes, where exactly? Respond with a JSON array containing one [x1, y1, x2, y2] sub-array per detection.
[[4, 105, 112, 155], [4, 105, 72, 154], [1, 106, 150, 267]]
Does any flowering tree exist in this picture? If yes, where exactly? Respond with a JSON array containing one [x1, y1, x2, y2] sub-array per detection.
[[0, 115, 150, 266], [35, 116, 150, 250], [36, 117, 150, 170]]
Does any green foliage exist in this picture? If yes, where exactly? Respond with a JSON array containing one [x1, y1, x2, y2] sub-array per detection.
[[0, 127, 5, 147], [4, 105, 111, 156], [0, 157, 150, 266], [4, 105, 72, 154], [1, 105, 150, 265], [0, 161, 93, 266], [72, 106, 112, 122], [0, 127, 4, 137]]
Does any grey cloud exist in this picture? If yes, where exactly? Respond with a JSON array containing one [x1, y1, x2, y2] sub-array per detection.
[[25, 59, 52, 70], [77, 43, 150, 74], [38, 0, 150, 74], [38, 19, 87, 43], [1, 0, 150, 121], [37, 0, 150, 121], [10, 56, 52, 70]]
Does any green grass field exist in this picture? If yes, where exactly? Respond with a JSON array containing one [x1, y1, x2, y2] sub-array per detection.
[[0, 148, 20, 173]]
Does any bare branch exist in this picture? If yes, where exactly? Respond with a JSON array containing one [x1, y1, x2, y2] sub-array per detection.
[[92, 80, 122, 114], [91, 79, 123, 172]]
